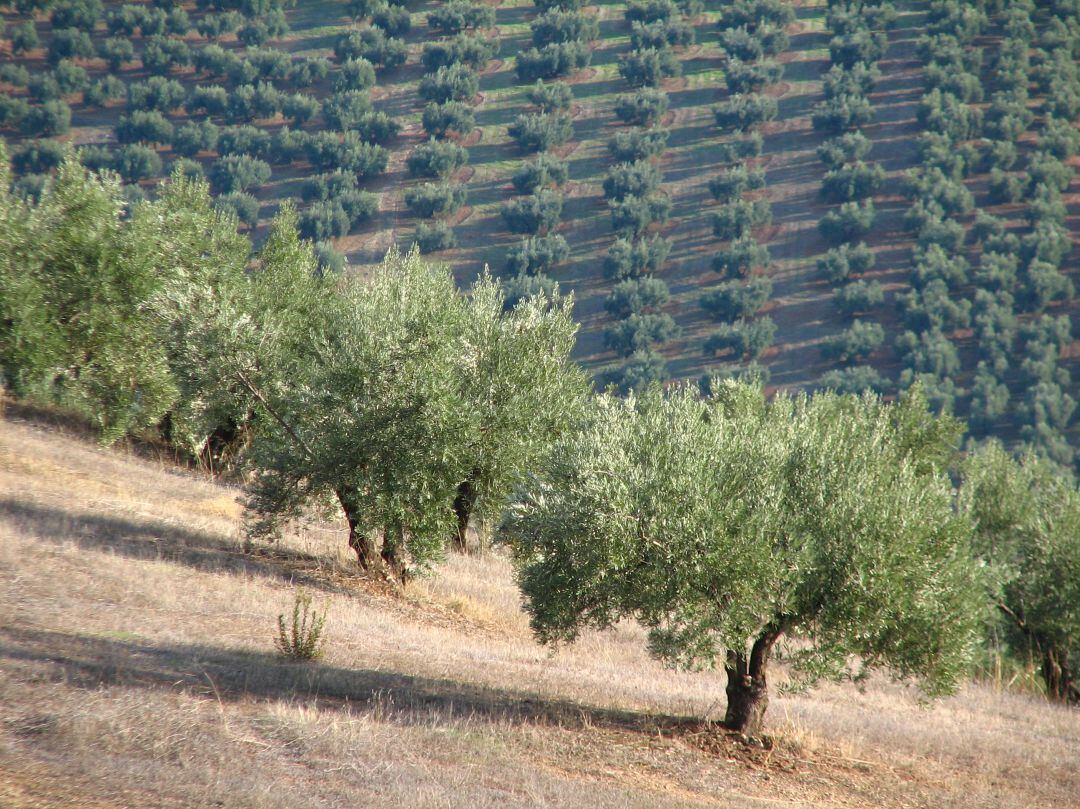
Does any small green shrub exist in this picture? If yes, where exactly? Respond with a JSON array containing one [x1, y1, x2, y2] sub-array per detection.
[[275, 590, 327, 661]]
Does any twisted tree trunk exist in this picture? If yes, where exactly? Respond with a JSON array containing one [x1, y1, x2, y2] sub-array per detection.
[[997, 602, 1078, 705], [724, 624, 785, 737], [1043, 644, 1078, 705], [381, 522, 409, 584], [450, 474, 479, 553], [337, 489, 377, 570]]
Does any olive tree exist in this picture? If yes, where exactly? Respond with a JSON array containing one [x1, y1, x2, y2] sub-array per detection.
[[407, 139, 468, 179], [418, 64, 479, 104], [422, 101, 476, 139], [714, 93, 778, 131], [505, 234, 569, 276], [604, 312, 679, 355], [443, 275, 588, 551], [511, 155, 569, 194], [962, 444, 1080, 704], [604, 236, 670, 280], [614, 88, 669, 127], [210, 155, 272, 193], [404, 182, 466, 219], [167, 227, 585, 577], [820, 319, 885, 362], [603, 160, 661, 202], [515, 42, 590, 81], [699, 277, 772, 321], [608, 128, 669, 162], [414, 221, 456, 253], [526, 80, 573, 112], [500, 383, 982, 735], [604, 277, 670, 319], [703, 317, 775, 360], [508, 112, 573, 153], [427, 1, 495, 34], [501, 190, 563, 234], [819, 201, 875, 244], [610, 193, 671, 238], [618, 47, 680, 88], [0, 154, 194, 443]]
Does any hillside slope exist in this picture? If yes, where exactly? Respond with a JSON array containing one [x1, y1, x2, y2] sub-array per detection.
[[1, 415, 1078, 807], [2, 0, 1076, 462]]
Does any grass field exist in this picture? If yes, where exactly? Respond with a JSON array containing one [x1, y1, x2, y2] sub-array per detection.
[[2, 411, 1079, 807]]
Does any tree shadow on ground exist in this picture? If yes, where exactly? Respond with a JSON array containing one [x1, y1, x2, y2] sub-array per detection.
[[0, 498, 354, 596], [0, 626, 703, 736]]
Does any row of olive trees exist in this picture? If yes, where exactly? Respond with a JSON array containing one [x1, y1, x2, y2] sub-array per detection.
[[699, 0, 794, 377], [3, 153, 1077, 732], [592, 0, 699, 393], [500, 0, 594, 317], [18, 0, 292, 42], [0, 3, 402, 256], [403, 2, 495, 253], [902, 0, 1077, 471], [893, 0, 989, 415], [962, 1, 1077, 467], [811, 0, 895, 394], [0, 155, 588, 580]]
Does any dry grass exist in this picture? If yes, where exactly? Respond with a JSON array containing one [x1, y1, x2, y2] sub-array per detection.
[[1, 415, 1078, 808]]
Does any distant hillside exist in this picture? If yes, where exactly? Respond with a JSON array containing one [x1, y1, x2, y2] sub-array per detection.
[[2, 0, 1077, 465]]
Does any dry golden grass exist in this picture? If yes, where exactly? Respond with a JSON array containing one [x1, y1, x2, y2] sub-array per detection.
[[1, 414, 1078, 808]]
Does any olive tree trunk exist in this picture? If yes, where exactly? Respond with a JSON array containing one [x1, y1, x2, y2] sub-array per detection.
[[724, 626, 784, 737], [997, 602, 1079, 705], [381, 522, 409, 584], [450, 475, 479, 553], [336, 491, 411, 583], [337, 489, 377, 570], [1043, 645, 1079, 705]]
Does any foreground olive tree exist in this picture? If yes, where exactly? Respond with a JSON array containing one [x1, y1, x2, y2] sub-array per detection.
[[500, 383, 982, 735], [962, 442, 1080, 703]]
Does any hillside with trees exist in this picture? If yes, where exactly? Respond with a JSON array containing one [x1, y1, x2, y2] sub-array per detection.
[[0, 0, 1076, 468], [0, 113, 1078, 804]]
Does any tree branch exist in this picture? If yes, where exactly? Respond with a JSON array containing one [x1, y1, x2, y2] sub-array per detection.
[[233, 368, 315, 460], [749, 617, 791, 678], [995, 600, 1028, 633]]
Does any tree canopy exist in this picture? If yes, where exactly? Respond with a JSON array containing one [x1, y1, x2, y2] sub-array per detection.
[[962, 442, 1080, 703], [500, 382, 982, 735]]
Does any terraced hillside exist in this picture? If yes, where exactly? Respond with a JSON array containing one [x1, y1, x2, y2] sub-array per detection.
[[2, 0, 1078, 464]]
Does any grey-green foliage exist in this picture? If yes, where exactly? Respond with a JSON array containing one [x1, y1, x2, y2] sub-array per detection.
[[403, 182, 466, 219], [166, 225, 585, 578], [133, 172, 254, 455], [699, 277, 772, 321], [0, 163, 249, 453], [414, 221, 456, 253], [170, 228, 470, 578], [833, 279, 884, 316], [526, 80, 573, 113], [511, 154, 569, 194], [818, 364, 885, 395], [703, 316, 775, 360], [604, 235, 670, 280], [500, 383, 982, 733], [0, 153, 182, 442], [962, 443, 1080, 702], [820, 319, 884, 362]]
